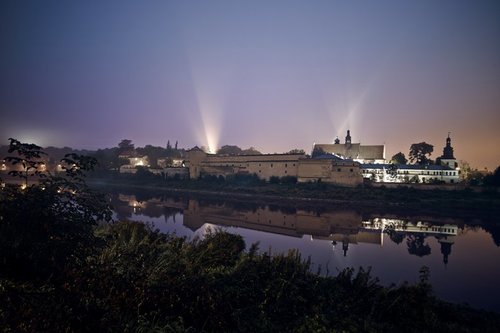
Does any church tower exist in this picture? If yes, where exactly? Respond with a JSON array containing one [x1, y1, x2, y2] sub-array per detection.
[[437, 133, 457, 169], [442, 133, 455, 159], [345, 130, 352, 148], [438, 236, 455, 266]]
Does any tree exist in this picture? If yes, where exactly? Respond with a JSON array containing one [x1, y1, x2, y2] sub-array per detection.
[[0, 139, 112, 281], [386, 163, 398, 179], [118, 139, 134, 154], [409, 142, 433, 165], [92, 147, 122, 170], [4, 138, 47, 186], [136, 145, 167, 168], [311, 146, 327, 158], [287, 149, 305, 154], [390, 152, 407, 165], [407, 234, 431, 257], [459, 160, 471, 182], [241, 147, 262, 155], [217, 145, 243, 155], [483, 166, 500, 187]]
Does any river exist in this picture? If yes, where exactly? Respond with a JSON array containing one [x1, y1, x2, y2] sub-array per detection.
[[108, 190, 500, 313]]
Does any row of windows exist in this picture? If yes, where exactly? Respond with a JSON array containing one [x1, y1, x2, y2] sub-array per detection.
[[431, 227, 455, 233], [256, 163, 296, 167], [215, 163, 298, 168], [362, 169, 456, 176]]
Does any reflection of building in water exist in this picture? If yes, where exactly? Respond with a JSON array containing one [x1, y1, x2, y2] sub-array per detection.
[[363, 218, 457, 264], [179, 201, 460, 261], [113, 194, 185, 222], [182, 200, 382, 257], [437, 236, 455, 266], [363, 218, 458, 236], [112, 195, 460, 263]]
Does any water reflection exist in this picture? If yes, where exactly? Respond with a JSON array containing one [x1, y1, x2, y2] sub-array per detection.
[[111, 193, 467, 266], [109, 192, 500, 312]]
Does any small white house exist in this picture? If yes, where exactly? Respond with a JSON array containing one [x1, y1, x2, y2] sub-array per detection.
[[119, 155, 149, 174]]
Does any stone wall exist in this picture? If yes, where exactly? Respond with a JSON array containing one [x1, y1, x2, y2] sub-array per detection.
[[186, 149, 363, 186]]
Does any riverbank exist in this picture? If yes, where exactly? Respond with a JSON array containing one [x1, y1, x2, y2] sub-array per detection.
[[87, 175, 500, 223]]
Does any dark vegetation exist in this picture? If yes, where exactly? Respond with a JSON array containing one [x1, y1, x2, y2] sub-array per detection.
[[2, 139, 500, 331], [409, 142, 434, 165]]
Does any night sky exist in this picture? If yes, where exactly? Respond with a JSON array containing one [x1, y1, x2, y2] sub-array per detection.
[[1, 1, 499, 170]]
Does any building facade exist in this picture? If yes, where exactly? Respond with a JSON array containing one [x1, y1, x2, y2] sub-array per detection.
[[313, 130, 386, 164], [361, 134, 460, 184], [361, 163, 460, 183], [185, 147, 363, 187], [119, 155, 150, 174]]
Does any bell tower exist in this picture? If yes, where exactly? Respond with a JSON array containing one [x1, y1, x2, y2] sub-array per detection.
[[345, 130, 352, 146], [437, 133, 457, 169], [442, 132, 455, 159]]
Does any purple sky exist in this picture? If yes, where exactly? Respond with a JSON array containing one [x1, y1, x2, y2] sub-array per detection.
[[1, 1, 499, 170]]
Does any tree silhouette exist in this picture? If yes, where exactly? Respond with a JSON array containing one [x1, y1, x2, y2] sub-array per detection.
[[118, 139, 134, 154], [409, 142, 433, 165], [5, 138, 47, 186], [407, 234, 431, 257], [217, 145, 243, 155], [391, 152, 408, 165]]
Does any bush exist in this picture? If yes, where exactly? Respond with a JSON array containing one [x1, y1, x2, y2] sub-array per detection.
[[269, 176, 280, 184]]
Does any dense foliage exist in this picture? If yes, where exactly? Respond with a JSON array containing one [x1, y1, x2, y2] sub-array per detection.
[[2, 140, 500, 332], [2, 218, 500, 332], [409, 142, 434, 165], [390, 152, 408, 165]]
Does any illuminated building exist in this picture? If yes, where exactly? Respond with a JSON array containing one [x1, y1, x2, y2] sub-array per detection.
[[361, 134, 460, 184], [313, 130, 386, 164], [185, 147, 363, 187]]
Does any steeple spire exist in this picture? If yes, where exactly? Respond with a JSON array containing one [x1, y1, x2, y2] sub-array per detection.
[[345, 130, 351, 145], [442, 132, 454, 159]]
